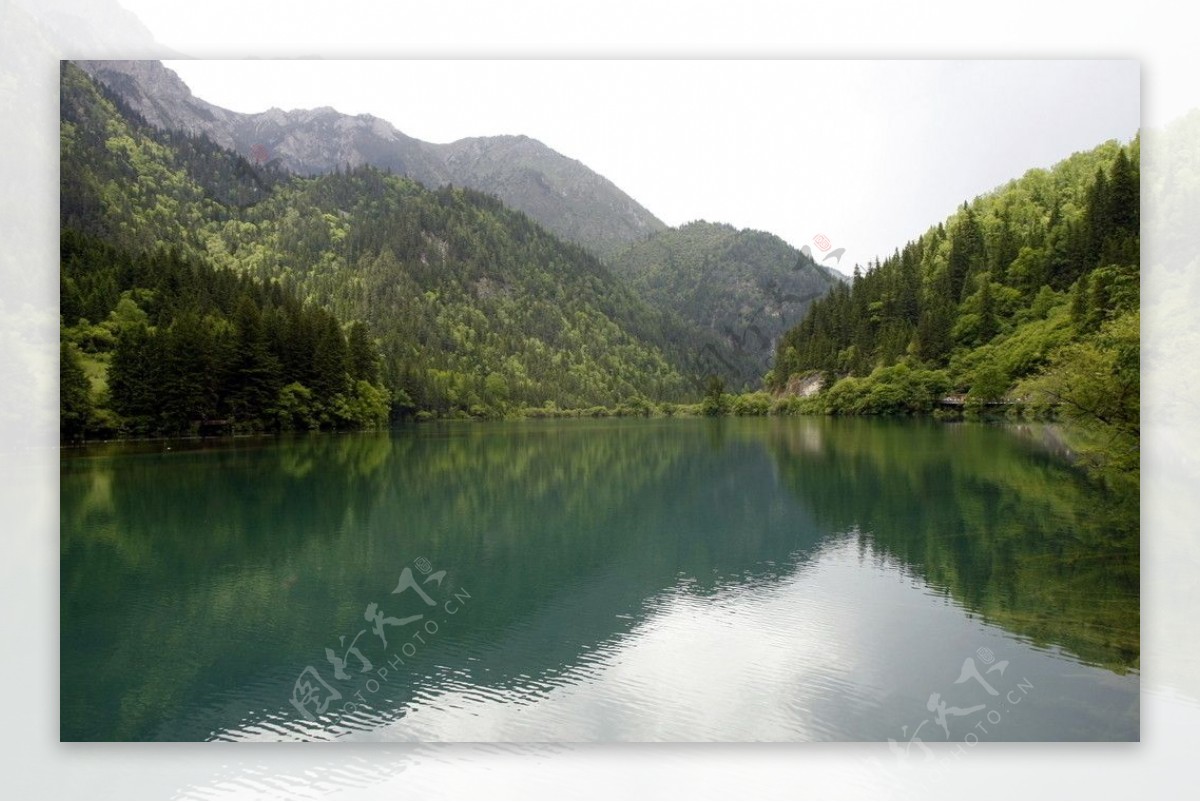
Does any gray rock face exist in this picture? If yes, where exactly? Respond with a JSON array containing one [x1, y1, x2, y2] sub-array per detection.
[[75, 59, 235, 141], [74, 60, 666, 259]]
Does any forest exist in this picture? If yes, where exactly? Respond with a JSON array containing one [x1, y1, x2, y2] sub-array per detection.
[[59, 62, 729, 439], [608, 220, 843, 388], [60, 59, 1141, 477], [768, 138, 1140, 476], [60, 231, 390, 438]]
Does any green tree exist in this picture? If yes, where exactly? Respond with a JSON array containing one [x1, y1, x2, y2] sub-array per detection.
[[702, 375, 730, 416], [1008, 246, 1048, 297], [108, 321, 159, 427], [310, 312, 349, 400], [1070, 274, 1092, 331], [976, 277, 999, 343], [916, 285, 954, 364], [968, 361, 1009, 403], [947, 205, 985, 302], [159, 311, 229, 433], [1084, 168, 1111, 269], [60, 341, 93, 441], [346, 321, 381, 383], [1018, 311, 1139, 477], [483, 372, 510, 413], [227, 295, 281, 426], [271, 381, 319, 430]]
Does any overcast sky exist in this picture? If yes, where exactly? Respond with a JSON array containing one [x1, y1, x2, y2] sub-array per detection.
[[161, 59, 1139, 272]]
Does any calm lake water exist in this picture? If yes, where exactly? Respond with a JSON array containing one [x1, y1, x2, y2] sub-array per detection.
[[60, 417, 1139, 742]]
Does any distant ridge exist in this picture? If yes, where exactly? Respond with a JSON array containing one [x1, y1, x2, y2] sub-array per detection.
[[75, 60, 667, 259], [609, 220, 844, 385]]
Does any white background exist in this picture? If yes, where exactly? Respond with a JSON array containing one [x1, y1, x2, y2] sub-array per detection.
[[2, 0, 1197, 798]]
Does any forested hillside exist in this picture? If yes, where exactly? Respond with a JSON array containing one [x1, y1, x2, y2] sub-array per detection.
[[198, 171, 706, 412], [76, 60, 667, 260], [61, 56, 1138, 468], [60, 62, 711, 439], [771, 138, 1140, 473], [60, 232, 390, 438], [609, 221, 843, 388]]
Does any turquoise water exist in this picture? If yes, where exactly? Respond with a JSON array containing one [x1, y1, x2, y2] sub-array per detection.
[[60, 417, 1138, 741]]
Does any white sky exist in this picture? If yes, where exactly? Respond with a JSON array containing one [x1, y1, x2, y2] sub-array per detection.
[[159, 59, 1138, 272]]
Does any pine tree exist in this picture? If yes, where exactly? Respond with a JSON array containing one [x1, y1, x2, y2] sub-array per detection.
[[1107, 149, 1139, 235], [346, 321, 380, 383], [977, 277, 999, 343], [1102, 147, 1140, 266], [159, 310, 225, 432], [60, 341, 93, 441], [1084, 168, 1111, 268], [948, 205, 985, 302], [228, 295, 281, 424], [1085, 270, 1112, 332], [989, 219, 1018, 282], [310, 311, 349, 399], [108, 322, 159, 425], [916, 277, 955, 364], [897, 246, 922, 326], [1070, 274, 1092, 331]]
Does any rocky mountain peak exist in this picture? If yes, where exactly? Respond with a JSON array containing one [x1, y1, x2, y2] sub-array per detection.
[[74, 59, 666, 259]]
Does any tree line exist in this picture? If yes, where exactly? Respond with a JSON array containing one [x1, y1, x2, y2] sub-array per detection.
[[59, 62, 712, 436], [61, 231, 389, 439], [768, 137, 1140, 475]]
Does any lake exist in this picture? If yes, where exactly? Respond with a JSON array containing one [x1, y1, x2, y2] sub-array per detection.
[[60, 417, 1139, 742]]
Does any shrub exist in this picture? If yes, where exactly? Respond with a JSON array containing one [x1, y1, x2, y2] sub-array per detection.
[[731, 391, 771, 416]]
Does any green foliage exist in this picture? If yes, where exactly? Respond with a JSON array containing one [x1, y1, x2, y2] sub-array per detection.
[[765, 420, 1137, 671], [608, 220, 842, 387], [58, 62, 715, 432], [731, 391, 772, 416], [1017, 310, 1139, 478], [967, 361, 1010, 403], [774, 138, 1138, 392], [821, 364, 951, 416], [949, 305, 1074, 394], [106, 316, 158, 431], [272, 382, 319, 431], [60, 341, 93, 441], [334, 380, 392, 428], [61, 231, 391, 438], [247, 171, 696, 414], [613, 396, 655, 417], [769, 394, 816, 416], [701, 375, 732, 416], [770, 136, 1140, 470], [346, 321, 381, 383]]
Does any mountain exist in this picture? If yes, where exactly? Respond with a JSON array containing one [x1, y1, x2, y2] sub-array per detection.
[[60, 61, 716, 435], [430, 134, 667, 260], [608, 221, 844, 387], [74, 60, 667, 259], [771, 137, 1139, 473]]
